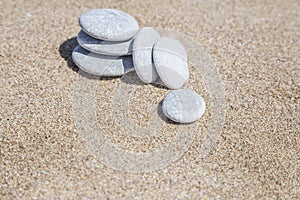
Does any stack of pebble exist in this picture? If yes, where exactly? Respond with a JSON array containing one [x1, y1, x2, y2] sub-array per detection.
[[72, 9, 205, 123]]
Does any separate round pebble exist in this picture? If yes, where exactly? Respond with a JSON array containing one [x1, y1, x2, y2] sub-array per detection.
[[72, 45, 134, 76], [132, 27, 161, 83], [79, 9, 139, 41], [153, 37, 189, 89], [77, 30, 134, 56], [162, 89, 205, 123]]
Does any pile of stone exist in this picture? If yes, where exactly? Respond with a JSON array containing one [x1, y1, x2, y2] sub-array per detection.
[[72, 9, 205, 123]]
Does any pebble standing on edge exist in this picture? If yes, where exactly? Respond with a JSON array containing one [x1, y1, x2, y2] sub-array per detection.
[[132, 27, 161, 83], [153, 37, 189, 90]]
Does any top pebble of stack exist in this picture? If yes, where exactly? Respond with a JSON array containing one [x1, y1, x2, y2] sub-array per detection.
[[79, 9, 139, 41]]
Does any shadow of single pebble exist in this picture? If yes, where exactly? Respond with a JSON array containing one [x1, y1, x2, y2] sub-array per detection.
[[120, 71, 145, 86], [157, 100, 180, 125], [152, 79, 169, 90], [121, 71, 170, 90]]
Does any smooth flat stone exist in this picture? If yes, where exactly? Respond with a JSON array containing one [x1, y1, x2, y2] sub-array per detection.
[[132, 27, 160, 83], [72, 45, 134, 76], [153, 37, 189, 89], [77, 30, 133, 56], [162, 89, 205, 123], [79, 9, 138, 41]]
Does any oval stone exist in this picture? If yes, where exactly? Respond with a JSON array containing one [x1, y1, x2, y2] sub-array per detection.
[[79, 9, 139, 41], [77, 30, 134, 56], [162, 89, 205, 123], [72, 45, 134, 76], [153, 37, 189, 89], [132, 27, 160, 83]]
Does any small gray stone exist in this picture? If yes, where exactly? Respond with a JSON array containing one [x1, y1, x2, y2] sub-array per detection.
[[77, 30, 134, 56], [79, 9, 139, 41], [153, 37, 189, 89], [162, 89, 205, 123], [132, 27, 160, 83], [72, 45, 134, 76]]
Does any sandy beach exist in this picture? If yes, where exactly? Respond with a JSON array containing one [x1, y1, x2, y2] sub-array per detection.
[[1, 0, 299, 199]]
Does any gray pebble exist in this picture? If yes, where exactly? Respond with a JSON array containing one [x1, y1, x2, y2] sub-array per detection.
[[77, 30, 133, 56], [162, 89, 205, 123], [79, 9, 138, 41], [153, 37, 189, 89], [132, 27, 160, 83], [72, 45, 134, 76]]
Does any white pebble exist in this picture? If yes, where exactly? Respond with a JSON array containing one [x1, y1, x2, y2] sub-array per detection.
[[79, 9, 138, 41], [162, 89, 205, 123], [72, 45, 134, 76], [132, 27, 161, 83], [153, 37, 189, 89], [77, 30, 134, 56]]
